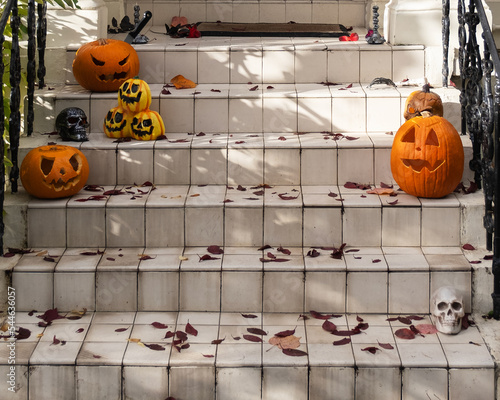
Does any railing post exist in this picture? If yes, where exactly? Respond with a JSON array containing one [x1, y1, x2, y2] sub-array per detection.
[[37, 0, 47, 89], [442, 0, 450, 87], [27, 0, 37, 137]]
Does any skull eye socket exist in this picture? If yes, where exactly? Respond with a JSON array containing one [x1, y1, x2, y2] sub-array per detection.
[[119, 55, 129, 66], [451, 301, 462, 311], [437, 302, 448, 311], [41, 158, 55, 176], [68, 116, 79, 124], [91, 55, 105, 66], [401, 126, 416, 143], [425, 128, 439, 146]]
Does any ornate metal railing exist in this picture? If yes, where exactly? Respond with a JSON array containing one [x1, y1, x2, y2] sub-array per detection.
[[0, 0, 47, 251], [450, 0, 500, 318]]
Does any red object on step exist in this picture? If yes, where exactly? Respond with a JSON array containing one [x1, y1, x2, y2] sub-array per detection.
[[188, 25, 201, 38], [339, 32, 359, 42]]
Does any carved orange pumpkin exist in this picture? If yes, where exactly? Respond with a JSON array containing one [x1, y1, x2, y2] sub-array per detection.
[[390, 115, 464, 198], [130, 109, 165, 140], [118, 78, 152, 113], [20, 145, 90, 198], [72, 39, 140, 92], [104, 105, 133, 138], [404, 83, 443, 120]]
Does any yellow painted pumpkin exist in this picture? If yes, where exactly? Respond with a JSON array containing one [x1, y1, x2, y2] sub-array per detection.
[[130, 109, 165, 140], [118, 78, 152, 113], [20, 145, 90, 198], [72, 38, 140, 92], [104, 105, 133, 138], [391, 114, 464, 198], [404, 83, 443, 120]]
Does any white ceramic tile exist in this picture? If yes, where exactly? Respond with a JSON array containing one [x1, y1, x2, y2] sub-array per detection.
[[347, 272, 388, 313], [198, 51, 230, 83], [421, 207, 461, 246], [123, 366, 169, 398], [54, 272, 95, 312], [95, 271, 138, 311], [27, 207, 66, 248], [12, 272, 53, 311], [76, 365, 122, 400], [190, 147, 228, 184], [90, 95, 117, 133], [232, 2, 259, 23], [185, 207, 224, 246], [207, 2, 232, 22], [425, 254, 471, 271], [138, 51, 165, 84], [393, 50, 425, 83], [264, 207, 303, 247], [0, 365, 28, 398], [116, 146, 154, 185], [66, 207, 106, 248], [30, 340, 82, 364], [366, 96, 401, 132], [305, 271, 346, 313], [262, 366, 308, 400], [29, 365, 75, 400], [328, 49, 360, 83], [263, 50, 295, 83], [311, 2, 339, 23], [227, 144, 264, 185], [216, 343, 262, 367], [384, 253, 429, 271], [301, 147, 338, 186], [77, 342, 127, 366], [382, 205, 421, 246], [221, 271, 262, 312], [228, 97, 263, 132], [106, 207, 145, 248], [449, 368, 495, 399], [264, 148, 301, 185], [224, 207, 264, 247], [138, 271, 179, 311], [259, 2, 286, 23], [263, 271, 304, 312], [263, 97, 297, 132], [180, 271, 221, 311], [145, 207, 185, 248], [285, 2, 312, 23], [154, 147, 191, 185], [169, 366, 215, 400], [303, 207, 342, 247], [309, 366, 354, 399], [160, 97, 195, 133], [79, 147, 117, 185], [402, 368, 448, 400], [331, 96, 366, 132], [338, 1, 365, 27], [355, 366, 401, 400], [85, 323, 132, 342], [295, 50, 327, 83], [337, 147, 374, 185], [195, 98, 229, 132], [297, 96, 332, 132], [343, 206, 382, 247], [443, 343, 494, 368], [307, 342, 354, 366], [360, 48, 393, 82], [217, 367, 262, 399], [230, 50, 263, 83], [389, 272, 430, 314]]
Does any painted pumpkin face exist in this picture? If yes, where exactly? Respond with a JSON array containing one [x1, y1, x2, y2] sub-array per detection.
[[130, 109, 165, 141], [391, 115, 464, 198], [104, 106, 133, 138], [118, 78, 152, 114], [404, 84, 443, 120], [72, 38, 140, 92], [20, 145, 90, 199]]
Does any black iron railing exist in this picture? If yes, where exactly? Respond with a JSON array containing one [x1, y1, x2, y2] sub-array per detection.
[[449, 0, 500, 318], [0, 0, 47, 251]]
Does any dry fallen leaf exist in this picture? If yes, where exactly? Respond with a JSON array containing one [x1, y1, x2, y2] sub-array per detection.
[[170, 74, 197, 89], [366, 188, 395, 195], [268, 335, 301, 350]]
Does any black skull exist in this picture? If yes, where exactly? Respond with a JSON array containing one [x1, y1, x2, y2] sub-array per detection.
[[56, 108, 89, 142]]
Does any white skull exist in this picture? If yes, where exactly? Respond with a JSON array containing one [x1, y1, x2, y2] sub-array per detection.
[[431, 286, 465, 335]]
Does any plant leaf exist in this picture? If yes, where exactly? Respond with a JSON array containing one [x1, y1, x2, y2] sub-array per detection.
[[241, 313, 258, 319], [322, 320, 337, 333], [378, 341, 394, 350], [151, 322, 168, 329], [333, 337, 351, 346], [144, 343, 166, 351], [207, 245, 224, 254], [243, 334, 263, 342], [247, 327, 267, 336], [282, 348, 307, 357], [395, 328, 415, 340], [186, 322, 198, 336], [361, 346, 379, 354], [275, 328, 296, 337]]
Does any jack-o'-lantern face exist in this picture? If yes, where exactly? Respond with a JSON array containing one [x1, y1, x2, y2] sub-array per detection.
[[130, 109, 165, 141], [20, 145, 90, 199], [118, 78, 152, 114], [391, 115, 464, 198], [104, 106, 132, 138], [72, 39, 140, 92]]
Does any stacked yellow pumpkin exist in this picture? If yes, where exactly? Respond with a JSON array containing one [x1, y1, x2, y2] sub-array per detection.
[[104, 78, 165, 141]]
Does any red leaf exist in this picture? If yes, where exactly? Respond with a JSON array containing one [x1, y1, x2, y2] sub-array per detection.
[[199, 254, 220, 262], [380, 182, 393, 189], [164, 331, 175, 339], [330, 243, 346, 259], [416, 324, 439, 334], [357, 322, 369, 331], [37, 308, 65, 324], [322, 320, 337, 333], [235, 141, 245, 144], [151, 322, 168, 329], [202, 354, 215, 358], [408, 315, 424, 321], [247, 327, 267, 336], [249, 85, 259, 91], [93, 354, 102, 359], [387, 199, 399, 205], [372, 259, 382, 263], [176, 331, 188, 341], [463, 244, 476, 251], [115, 327, 129, 332], [267, 252, 276, 259], [275, 328, 296, 337], [258, 245, 272, 251], [331, 327, 361, 337], [344, 136, 359, 141], [333, 338, 351, 346], [398, 317, 412, 325], [241, 313, 258, 319], [278, 136, 287, 141], [349, 32, 359, 41], [186, 322, 198, 336], [243, 334, 263, 342], [211, 338, 225, 344], [344, 182, 358, 189], [361, 346, 379, 354], [211, 89, 221, 93], [378, 341, 394, 350], [15, 327, 31, 340], [207, 245, 224, 254], [144, 343, 166, 351], [76, 328, 85, 334], [310, 310, 333, 320], [107, 257, 115, 262], [267, 85, 274, 89], [139, 255, 156, 261], [395, 328, 415, 340], [277, 246, 291, 255], [306, 249, 320, 258], [52, 335, 61, 345], [282, 348, 308, 357], [327, 191, 338, 198]]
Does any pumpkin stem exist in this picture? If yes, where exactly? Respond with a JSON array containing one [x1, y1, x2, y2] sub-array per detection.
[[97, 38, 108, 46], [422, 77, 430, 93]]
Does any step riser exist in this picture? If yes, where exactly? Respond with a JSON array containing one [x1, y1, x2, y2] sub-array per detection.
[[66, 45, 424, 86]]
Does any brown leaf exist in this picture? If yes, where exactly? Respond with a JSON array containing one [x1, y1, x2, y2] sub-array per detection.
[[378, 341, 394, 350], [398, 317, 412, 325], [115, 327, 129, 332], [37, 308, 65, 324], [207, 245, 224, 254], [462, 243, 476, 251], [277, 246, 291, 255], [199, 254, 220, 262], [361, 346, 379, 354], [278, 193, 299, 200], [52, 335, 61, 345], [333, 337, 351, 346], [394, 328, 415, 340], [176, 331, 188, 342], [415, 324, 438, 334], [306, 249, 320, 258], [258, 245, 272, 251], [269, 335, 301, 350], [327, 191, 338, 198], [76, 328, 85, 334], [275, 328, 296, 337], [211, 338, 225, 344], [15, 327, 31, 340], [241, 313, 258, 319], [164, 331, 175, 339], [310, 310, 334, 320], [322, 320, 337, 333], [249, 85, 259, 91], [202, 354, 215, 358], [144, 343, 166, 351]]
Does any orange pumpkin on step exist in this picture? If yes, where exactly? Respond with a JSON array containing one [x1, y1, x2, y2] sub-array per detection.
[[404, 83, 443, 120], [20, 145, 90, 198], [390, 114, 464, 198], [72, 38, 140, 92]]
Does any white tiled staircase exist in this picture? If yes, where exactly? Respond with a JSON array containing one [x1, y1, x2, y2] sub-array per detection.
[[1, 20, 499, 400]]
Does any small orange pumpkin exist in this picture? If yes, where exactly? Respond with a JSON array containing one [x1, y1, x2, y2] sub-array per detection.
[[118, 78, 152, 113], [72, 38, 140, 92], [404, 83, 443, 120], [391, 114, 464, 198], [104, 105, 133, 138], [130, 109, 165, 140], [20, 145, 90, 198]]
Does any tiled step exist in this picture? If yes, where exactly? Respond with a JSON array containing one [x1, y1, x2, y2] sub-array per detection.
[[2, 245, 481, 314], [33, 83, 462, 137], [0, 310, 496, 400], [8, 183, 484, 249], [65, 33, 426, 86]]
